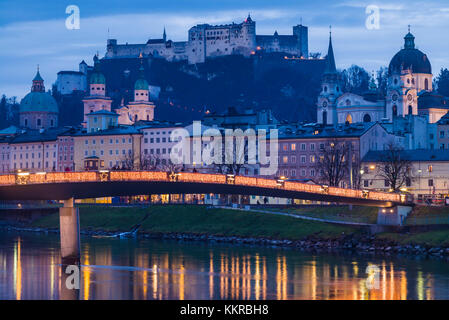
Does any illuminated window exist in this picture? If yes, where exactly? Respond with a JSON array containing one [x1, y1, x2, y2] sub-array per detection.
[[428, 165, 433, 172], [291, 143, 296, 151]]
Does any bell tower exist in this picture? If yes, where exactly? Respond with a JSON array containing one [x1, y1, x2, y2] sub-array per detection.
[[317, 28, 341, 125]]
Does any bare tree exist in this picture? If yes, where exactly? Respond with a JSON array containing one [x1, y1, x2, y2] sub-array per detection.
[[351, 160, 363, 189], [315, 140, 349, 187], [140, 153, 159, 171], [160, 159, 183, 172], [120, 151, 140, 170], [213, 138, 249, 175], [375, 143, 412, 192]]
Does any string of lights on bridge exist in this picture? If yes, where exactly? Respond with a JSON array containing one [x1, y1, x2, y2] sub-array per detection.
[[0, 170, 405, 204]]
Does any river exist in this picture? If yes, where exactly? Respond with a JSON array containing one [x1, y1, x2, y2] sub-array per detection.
[[0, 230, 448, 300]]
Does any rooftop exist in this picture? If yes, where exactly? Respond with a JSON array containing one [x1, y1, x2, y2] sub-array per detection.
[[362, 149, 449, 162]]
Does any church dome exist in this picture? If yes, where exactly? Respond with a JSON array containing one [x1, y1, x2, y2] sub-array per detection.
[[89, 54, 106, 84], [134, 78, 149, 90], [388, 32, 431, 75], [20, 91, 58, 113], [89, 72, 106, 84]]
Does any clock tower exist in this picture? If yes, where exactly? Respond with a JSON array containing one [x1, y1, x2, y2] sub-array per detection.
[[386, 29, 432, 121], [317, 30, 341, 125]]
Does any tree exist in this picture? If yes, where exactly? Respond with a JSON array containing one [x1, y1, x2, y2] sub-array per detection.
[[436, 68, 449, 97], [376, 66, 388, 96], [340, 65, 370, 95], [315, 140, 349, 187], [212, 135, 250, 175], [375, 143, 412, 192]]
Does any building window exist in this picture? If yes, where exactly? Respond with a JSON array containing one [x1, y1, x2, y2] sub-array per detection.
[[363, 114, 371, 122], [291, 143, 296, 151], [428, 179, 434, 187], [364, 180, 369, 188], [428, 165, 433, 172]]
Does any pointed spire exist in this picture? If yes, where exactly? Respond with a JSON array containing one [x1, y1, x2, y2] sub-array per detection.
[[31, 65, 44, 92], [163, 27, 167, 42], [324, 26, 336, 74], [404, 25, 415, 49], [33, 65, 43, 81]]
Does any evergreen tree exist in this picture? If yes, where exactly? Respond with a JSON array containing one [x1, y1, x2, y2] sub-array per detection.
[[436, 68, 449, 97], [376, 66, 388, 96]]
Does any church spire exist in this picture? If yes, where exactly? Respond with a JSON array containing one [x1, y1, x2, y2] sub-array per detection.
[[163, 27, 166, 42], [31, 65, 45, 92], [324, 26, 336, 74], [404, 25, 415, 49]]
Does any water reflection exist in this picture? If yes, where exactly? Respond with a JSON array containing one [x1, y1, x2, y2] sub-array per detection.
[[0, 232, 448, 300]]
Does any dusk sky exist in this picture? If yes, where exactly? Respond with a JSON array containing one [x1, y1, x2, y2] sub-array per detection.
[[2, 0, 449, 99]]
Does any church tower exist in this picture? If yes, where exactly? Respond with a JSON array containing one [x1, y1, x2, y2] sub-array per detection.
[[19, 67, 59, 129], [117, 53, 155, 124], [386, 28, 432, 121], [82, 54, 112, 124], [317, 29, 341, 125]]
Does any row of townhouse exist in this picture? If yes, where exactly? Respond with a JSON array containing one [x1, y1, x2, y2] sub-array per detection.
[[361, 149, 449, 203], [0, 127, 74, 174], [275, 122, 404, 187]]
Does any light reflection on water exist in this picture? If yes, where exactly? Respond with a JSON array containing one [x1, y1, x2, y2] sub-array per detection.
[[0, 231, 448, 300]]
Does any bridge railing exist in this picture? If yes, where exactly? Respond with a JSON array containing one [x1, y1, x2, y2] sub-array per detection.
[[0, 171, 404, 204]]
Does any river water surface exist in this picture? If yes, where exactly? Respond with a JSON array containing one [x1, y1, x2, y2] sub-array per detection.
[[0, 231, 448, 300]]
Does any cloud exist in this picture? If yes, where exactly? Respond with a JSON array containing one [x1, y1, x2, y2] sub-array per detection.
[[1, 2, 449, 99]]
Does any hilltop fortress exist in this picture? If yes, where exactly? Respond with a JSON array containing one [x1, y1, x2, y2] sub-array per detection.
[[105, 15, 308, 64]]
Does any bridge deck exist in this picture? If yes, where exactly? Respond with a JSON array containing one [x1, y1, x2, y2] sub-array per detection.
[[0, 171, 409, 207]]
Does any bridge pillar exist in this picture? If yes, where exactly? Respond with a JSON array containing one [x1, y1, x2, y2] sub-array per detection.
[[377, 206, 412, 226], [59, 198, 80, 265]]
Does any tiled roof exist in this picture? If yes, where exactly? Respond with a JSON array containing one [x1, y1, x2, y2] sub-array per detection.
[[71, 125, 142, 137], [275, 122, 377, 140], [9, 128, 72, 144], [362, 149, 449, 162]]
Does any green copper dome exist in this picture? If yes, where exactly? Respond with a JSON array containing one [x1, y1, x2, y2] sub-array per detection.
[[89, 54, 106, 84], [20, 91, 58, 113], [90, 72, 106, 84], [134, 78, 149, 90]]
